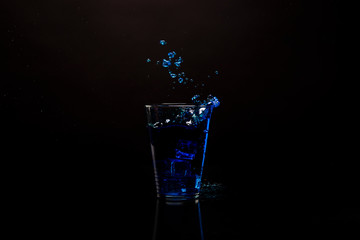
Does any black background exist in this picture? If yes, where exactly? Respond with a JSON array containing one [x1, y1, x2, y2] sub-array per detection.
[[1, 0, 358, 236]]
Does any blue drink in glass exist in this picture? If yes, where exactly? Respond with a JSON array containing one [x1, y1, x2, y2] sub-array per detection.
[[146, 104, 213, 200]]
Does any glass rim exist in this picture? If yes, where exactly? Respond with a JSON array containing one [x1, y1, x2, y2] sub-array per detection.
[[145, 103, 209, 108]]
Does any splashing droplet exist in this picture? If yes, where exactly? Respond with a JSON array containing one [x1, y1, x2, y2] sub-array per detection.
[[174, 57, 183, 67], [192, 95, 200, 102], [162, 59, 171, 67], [168, 51, 176, 59], [207, 95, 220, 108]]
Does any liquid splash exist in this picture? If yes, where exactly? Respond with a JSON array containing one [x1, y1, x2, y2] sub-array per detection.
[[146, 40, 220, 108]]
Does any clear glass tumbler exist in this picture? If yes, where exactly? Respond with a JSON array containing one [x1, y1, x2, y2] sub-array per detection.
[[145, 103, 214, 201]]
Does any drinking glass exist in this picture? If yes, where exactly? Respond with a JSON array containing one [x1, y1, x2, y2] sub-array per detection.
[[146, 103, 214, 201]]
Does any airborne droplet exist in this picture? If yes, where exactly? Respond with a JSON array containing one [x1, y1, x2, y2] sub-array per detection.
[[168, 51, 176, 59], [162, 59, 171, 68]]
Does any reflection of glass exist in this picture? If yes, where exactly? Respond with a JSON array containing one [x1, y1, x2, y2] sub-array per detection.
[[152, 199, 204, 240], [146, 104, 213, 200]]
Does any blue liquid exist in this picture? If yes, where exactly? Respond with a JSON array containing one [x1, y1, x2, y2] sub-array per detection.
[[146, 39, 221, 107], [149, 119, 210, 199]]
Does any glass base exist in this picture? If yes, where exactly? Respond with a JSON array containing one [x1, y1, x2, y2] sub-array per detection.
[[157, 193, 199, 202]]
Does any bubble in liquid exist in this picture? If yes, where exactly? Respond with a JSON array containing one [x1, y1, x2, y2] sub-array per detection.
[[160, 40, 167, 45]]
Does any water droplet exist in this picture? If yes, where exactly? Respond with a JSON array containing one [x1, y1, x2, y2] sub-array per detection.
[[160, 40, 167, 45], [162, 59, 171, 67], [170, 73, 177, 78], [207, 95, 220, 108], [174, 57, 183, 67], [215, 70, 219, 75], [178, 78, 184, 83], [192, 95, 200, 102], [146, 58, 151, 63], [168, 51, 176, 59]]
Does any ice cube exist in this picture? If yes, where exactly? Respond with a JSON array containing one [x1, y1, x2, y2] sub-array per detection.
[[175, 140, 198, 160]]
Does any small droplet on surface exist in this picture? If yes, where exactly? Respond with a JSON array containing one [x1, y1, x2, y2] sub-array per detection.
[[146, 58, 151, 63], [160, 40, 167, 45], [178, 78, 184, 83], [170, 73, 177, 78]]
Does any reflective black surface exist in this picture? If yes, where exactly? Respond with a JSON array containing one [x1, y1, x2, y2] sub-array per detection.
[[9, 145, 359, 239]]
